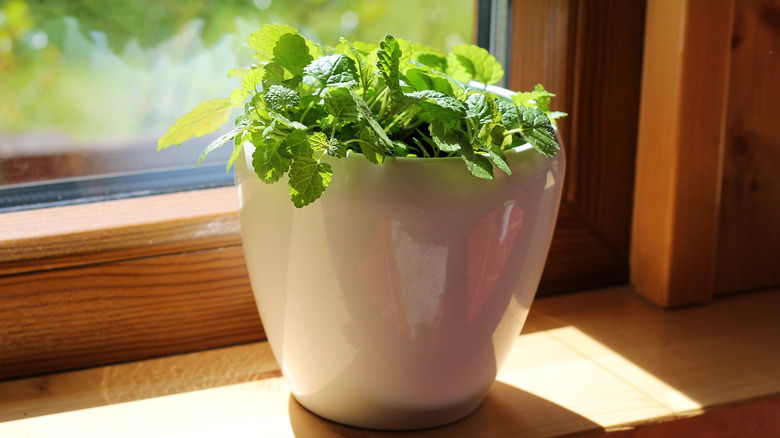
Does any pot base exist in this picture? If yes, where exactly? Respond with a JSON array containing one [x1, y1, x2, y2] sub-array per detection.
[[293, 392, 485, 431]]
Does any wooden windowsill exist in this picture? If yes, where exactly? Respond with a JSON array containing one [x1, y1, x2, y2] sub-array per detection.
[[1, 285, 778, 437]]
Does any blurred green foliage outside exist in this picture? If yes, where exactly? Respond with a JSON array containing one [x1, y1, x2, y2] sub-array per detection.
[[0, 0, 473, 148]]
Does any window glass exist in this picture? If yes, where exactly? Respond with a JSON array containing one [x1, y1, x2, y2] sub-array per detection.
[[0, 0, 474, 210]]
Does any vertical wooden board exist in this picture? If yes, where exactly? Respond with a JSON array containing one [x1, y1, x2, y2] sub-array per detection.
[[632, 0, 735, 307], [716, 0, 780, 294]]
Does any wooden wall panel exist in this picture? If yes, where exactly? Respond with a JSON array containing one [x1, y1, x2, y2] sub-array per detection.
[[715, 0, 780, 294], [510, 0, 646, 294]]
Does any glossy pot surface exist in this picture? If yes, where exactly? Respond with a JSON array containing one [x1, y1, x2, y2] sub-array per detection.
[[235, 142, 564, 430]]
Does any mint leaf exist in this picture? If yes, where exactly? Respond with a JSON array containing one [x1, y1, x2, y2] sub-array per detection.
[[377, 35, 404, 103], [446, 44, 504, 85], [488, 150, 511, 175], [324, 87, 359, 121], [252, 135, 291, 183], [465, 93, 492, 123], [327, 138, 348, 158], [513, 84, 567, 124], [268, 110, 307, 131], [227, 68, 248, 78], [197, 127, 242, 168], [158, 98, 235, 150], [230, 66, 265, 105], [264, 85, 300, 112], [405, 68, 452, 94], [272, 33, 313, 76], [282, 129, 311, 156], [429, 120, 468, 153], [307, 132, 330, 152], [347, 88, 393, 153], [517, 105, 559, 157], [304, 54, 358, 88], [356, 126, 386, 164], [247, 24, 298, 62], [498, 99, 520, 130], [460, 145, 494, 179], [513, 83, 555, 113], [336, 38, 378, 95], [410, 43, 446, 70], [288, 156, 333, 208], [226, 136, 246, 172], [407, 90, 466, 120]]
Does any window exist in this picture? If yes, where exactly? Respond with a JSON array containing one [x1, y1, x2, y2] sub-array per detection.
[[0, 0, 474, 212]]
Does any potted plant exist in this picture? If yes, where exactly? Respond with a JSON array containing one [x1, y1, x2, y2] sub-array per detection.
[[158, 23, 565, 430]]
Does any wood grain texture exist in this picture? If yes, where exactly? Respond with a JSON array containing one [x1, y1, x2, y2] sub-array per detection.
[[0, 187, 241, 276], [716, 0, 780, 295], [511, 0, 646, 295], [0, 245, 264, 381], [631, 0, 736, 307], [1, 286, 778, 437]]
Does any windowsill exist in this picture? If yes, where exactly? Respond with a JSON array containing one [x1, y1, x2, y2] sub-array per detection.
[[1, 285, 778, 436]]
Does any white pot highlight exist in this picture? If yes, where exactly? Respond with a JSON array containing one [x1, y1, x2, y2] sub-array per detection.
[[235, 140, 564, 430]]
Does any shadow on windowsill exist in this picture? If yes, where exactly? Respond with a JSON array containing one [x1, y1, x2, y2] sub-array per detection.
[[287, 381, 603, 437]]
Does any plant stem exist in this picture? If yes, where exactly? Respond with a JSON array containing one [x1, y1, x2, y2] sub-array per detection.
[[299, 86, 327, 123]]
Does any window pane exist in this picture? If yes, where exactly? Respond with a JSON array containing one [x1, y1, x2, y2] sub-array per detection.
[[0, 0, 474, 210]]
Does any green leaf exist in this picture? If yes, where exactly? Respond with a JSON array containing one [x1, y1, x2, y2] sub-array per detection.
[[288, 156, 333, 208], [268, 110, 307, 131], [336, 38, 377, 95], [489, 124, 512, 150], [404, 68, 452, 94], [498, 100, 520, 130], [488, 150, 511, 175], [517, 105, 559, 157], [513, 84, 566, 123], [356, 126, 386, 164], [227, 68, 248, 78], [230, 66, 265, 105], [392, 140, 410, 156], [264, 85, 300, 112], [429, 120, 468, 153], [247, 24, 298, 62], [226, 134, 246, 172], [307, 132, 330, 152], [377, 35, 404, 103], [410, 43, 447, 70], [158, 98, 235, 150], [304, 54, 358, 88], [446, 44, 504, 85], [251, 135, 292, 184], [460, 145, 494, 179], [272, 33, 313, 76], [282, 129, 311, 156], [465, 93, 491, 122], [347, 88, 393, 152], [407, 90, 466, 120], [197, 127, 242, 168], [324, 87, 359, 121], [327, 137, 348, 158]]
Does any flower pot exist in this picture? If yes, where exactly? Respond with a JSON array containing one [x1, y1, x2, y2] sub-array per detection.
[[235, 138, 564, 430]]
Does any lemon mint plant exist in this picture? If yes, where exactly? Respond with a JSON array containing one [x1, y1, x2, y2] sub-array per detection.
[[157, 24, 563, 207]]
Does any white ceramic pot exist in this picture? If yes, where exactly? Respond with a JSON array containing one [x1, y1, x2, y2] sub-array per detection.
[[235, 137, 564, 430]]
